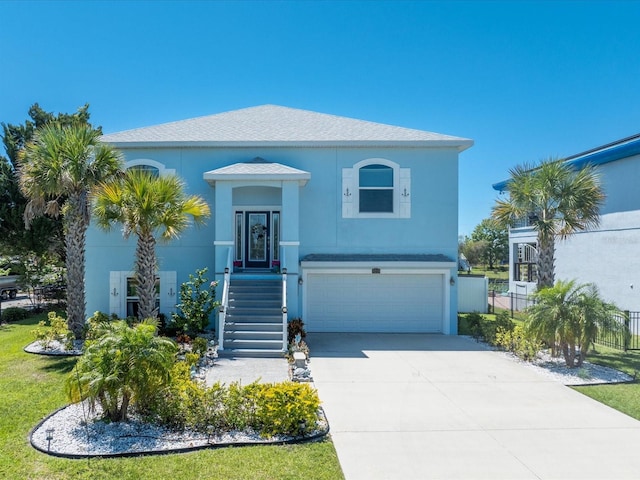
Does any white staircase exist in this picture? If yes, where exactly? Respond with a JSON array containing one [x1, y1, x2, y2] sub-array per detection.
[[221, 276, 285, 357]]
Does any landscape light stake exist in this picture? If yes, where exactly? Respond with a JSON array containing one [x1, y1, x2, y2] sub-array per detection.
[[45, 428, 54, 451]]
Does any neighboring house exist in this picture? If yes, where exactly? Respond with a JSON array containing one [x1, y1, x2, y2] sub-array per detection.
[[90, 105, 472, 353], [493, 133, 640, 311]]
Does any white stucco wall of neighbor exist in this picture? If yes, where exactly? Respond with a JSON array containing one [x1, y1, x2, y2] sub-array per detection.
[[555, 210, 640, 312]]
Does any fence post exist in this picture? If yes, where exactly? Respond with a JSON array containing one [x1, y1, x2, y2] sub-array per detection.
[[510, 292, 514, 319], [492, 290, 496, 314], [624, 311, 630, 351]]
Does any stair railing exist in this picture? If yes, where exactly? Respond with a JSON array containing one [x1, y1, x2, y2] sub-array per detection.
[[218, 248, 232, 351], [281, 249, 288, 352]]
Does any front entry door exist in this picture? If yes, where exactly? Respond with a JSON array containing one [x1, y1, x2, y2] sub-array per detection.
[[245, 212, 270, 268]]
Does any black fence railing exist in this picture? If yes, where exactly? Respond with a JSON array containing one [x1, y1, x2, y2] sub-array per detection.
[[488, 291, 535, 316], [596, 311, 640, 351], [489, 292, 640, 351]]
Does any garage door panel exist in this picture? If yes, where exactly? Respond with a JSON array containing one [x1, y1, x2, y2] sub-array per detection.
[[306, 273, 444, 333]]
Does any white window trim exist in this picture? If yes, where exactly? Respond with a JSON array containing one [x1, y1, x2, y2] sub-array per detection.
[[125, 159, 176, 176], [342, 158, 410, 218], [109, 270, 177, 318]]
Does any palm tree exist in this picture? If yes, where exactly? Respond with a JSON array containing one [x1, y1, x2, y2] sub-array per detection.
[[19, 123, 123, 338], [526, 280, 622, 367], [93, 169, 210, 320], [66, 319, 177, 422], [492, 158, 604, 289]]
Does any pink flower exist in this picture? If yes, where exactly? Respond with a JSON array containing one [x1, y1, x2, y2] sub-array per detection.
[[211, 281, 219, 288]]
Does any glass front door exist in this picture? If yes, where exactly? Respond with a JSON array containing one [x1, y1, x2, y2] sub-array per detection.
[[245, 212, 270, 268]]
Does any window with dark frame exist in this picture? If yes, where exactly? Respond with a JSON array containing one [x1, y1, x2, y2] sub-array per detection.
[[359, 164, 394, 213]]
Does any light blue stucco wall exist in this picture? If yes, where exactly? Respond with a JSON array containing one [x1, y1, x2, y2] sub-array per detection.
[[85, 144, 460, 331]]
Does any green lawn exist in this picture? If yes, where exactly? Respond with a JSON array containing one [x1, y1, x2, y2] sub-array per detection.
[[460, 266, 509, 280], [573, 345, 640, 421], [0, 312, 344, 480]]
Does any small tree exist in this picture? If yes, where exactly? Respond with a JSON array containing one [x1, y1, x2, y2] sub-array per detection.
[[526, 280, 623, 367], [470, 218, 508, 269], [93, 170, 210, 320], [172, 268, 220, 335], [66, 319, 177, 422], [459, 238, 488, 268]]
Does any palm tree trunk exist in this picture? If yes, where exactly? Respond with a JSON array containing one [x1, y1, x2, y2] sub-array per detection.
[[65, 193, 88, 339], [135, 232, 157, 320], [536, 233, 555, 289]]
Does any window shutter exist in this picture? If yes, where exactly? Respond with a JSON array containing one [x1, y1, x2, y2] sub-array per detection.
[[109, 271, 123, 316], [342, 168, 354, 218], [399, 168, 411, 218], [159, 271, 177, 316]]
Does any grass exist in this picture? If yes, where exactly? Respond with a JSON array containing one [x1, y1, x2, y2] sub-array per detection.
[[460, 265, 509, 280], [573, 344, 640, 421], [0, 312, 344, 480]]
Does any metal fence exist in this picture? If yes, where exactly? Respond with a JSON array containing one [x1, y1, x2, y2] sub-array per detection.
[[488, 291, 535, 316], [489, 292, 640, 351], [596, 311, 640, 351]]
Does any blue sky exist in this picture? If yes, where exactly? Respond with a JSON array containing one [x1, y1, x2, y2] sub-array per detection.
[[1, 0, 639, 236]]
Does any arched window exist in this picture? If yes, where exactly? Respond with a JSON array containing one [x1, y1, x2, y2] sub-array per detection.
[[359, 164, 394, 213], [124, 159, 175, 177], [342, 158, 410, 218], [129, 164, 160, 177]]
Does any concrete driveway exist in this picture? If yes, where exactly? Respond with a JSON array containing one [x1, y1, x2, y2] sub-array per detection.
[[308, 333, 640, 480]]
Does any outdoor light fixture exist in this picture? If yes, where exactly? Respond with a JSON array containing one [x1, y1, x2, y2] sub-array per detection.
[[46, 428, 54, 451], [450, 277, 455, 286]]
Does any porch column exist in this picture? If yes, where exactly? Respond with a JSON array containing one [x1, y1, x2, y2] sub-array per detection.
[[213, 182, 234, 274], [281, 181, 301, 318]]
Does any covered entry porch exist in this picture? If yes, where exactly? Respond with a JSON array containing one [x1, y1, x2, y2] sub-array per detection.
[[203, 158, 310, 354]]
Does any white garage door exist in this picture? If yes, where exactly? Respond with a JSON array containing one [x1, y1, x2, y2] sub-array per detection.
[[305, 273, 444, 333]]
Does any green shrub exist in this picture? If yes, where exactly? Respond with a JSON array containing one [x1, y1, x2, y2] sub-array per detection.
[[495, 310, 515, 332], [171, 268, 220, 335], [192, 336, 209, 357], [149, 373, 321, 438], [465, 312, 484, 341], [66, 319, 177, 422], [255, 382, 321, 437], [495, 324, 542, 361], [84, 311, 118, 340], [185, 352, 200, 366], [223, 381, 261, 431], [149, 361, 197, 429], [1, 307, 29, 323], [31, 311, 74, 350]]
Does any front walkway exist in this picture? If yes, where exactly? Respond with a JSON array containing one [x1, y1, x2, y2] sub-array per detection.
[[308, 333, 640, 480]]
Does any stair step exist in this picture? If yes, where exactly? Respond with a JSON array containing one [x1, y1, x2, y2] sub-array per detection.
[[223, 339, 284, 350], [218, 348, 285, 358], [224, 330, 283, 340], [226, 314, 282, 325], [227, 308, 282, 319], [226, 322, 283, 331], [229, 297, 282, 308]]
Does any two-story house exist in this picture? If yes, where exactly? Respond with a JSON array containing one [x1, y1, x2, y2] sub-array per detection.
[[493, 133, 640, 311], [90, 105, 473, 354]]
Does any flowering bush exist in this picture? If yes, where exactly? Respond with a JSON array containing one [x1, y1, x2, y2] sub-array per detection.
[[171, 268, 220, 335]]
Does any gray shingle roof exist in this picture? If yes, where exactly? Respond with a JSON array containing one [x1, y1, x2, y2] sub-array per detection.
[[100, 105, 473, 150]]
